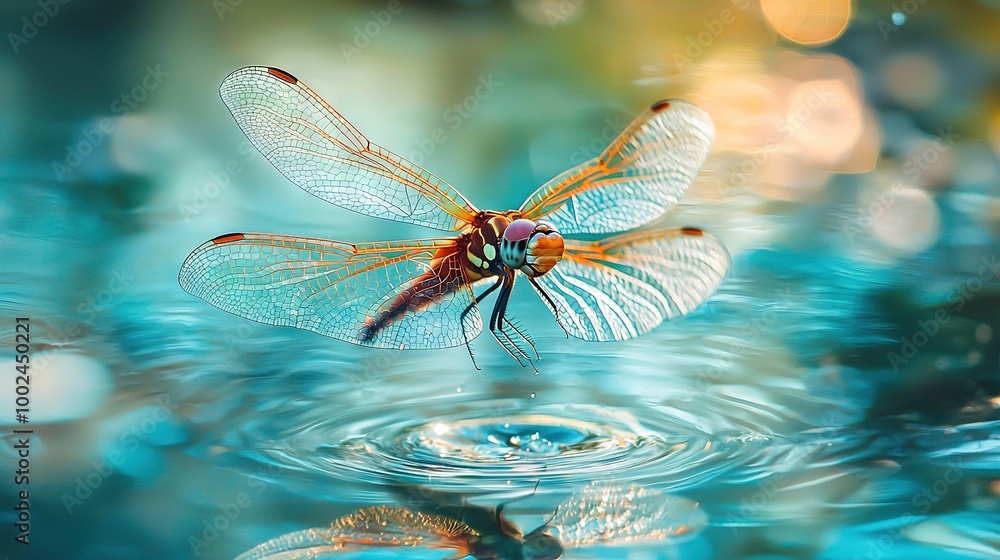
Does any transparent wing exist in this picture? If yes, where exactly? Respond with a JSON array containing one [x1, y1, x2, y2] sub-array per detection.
[[234, 527, 349, 560], [531, 228, 728, 341], [178, 233, 482, 349], [235, 505, 477, 560], [221, 66, 479, 231], [544, 482, 708, 549], [519, 100, 714, 235]]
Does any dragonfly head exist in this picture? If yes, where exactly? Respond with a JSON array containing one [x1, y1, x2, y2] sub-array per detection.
[[500, 218, 564, 278]]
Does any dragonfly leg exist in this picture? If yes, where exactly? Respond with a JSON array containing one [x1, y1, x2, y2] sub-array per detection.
[[488, 277, 532, 367], [468, 277, 504, 308], [466, 345, 480, 371], [459, 277, 506, 370], [528, 276, 570, 339], [500, 314, 540, 362], [490, 276, 538, 370], [495, 275, 539, 362]]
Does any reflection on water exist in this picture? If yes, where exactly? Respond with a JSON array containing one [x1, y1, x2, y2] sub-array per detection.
[[236, 481, 705, 559]]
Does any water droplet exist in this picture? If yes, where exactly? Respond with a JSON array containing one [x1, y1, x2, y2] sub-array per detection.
[[530, 392, 536, 398], [456, 387, 462, 393], [891, 11, 906, 25]]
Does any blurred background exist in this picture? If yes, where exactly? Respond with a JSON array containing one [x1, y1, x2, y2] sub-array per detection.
[[2, 0, 1000, 558]]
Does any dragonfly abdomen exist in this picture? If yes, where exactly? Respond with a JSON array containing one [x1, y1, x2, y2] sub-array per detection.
[[359, 257, 467, 343]]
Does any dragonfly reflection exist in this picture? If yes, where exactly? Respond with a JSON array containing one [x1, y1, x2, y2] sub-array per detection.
[[235, 482, 707, 560], [179, 66, 729, 368]]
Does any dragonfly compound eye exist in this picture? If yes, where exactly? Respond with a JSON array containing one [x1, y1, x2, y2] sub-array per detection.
[[501, 218, 536, 268], [520, 221, 564, 278]]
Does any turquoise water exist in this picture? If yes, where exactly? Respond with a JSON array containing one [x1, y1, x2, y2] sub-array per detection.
[[2, 1, 1000, 558]]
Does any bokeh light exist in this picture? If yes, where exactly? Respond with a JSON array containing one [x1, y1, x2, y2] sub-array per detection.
[[882, 51, 945, 110], [760, 0, 852, 46]]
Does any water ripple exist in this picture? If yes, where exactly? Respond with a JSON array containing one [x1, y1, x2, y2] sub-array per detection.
[[238, 395, 819, 499]]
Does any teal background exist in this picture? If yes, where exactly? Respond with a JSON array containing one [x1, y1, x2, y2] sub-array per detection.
[[2, 0, 1000, 558]]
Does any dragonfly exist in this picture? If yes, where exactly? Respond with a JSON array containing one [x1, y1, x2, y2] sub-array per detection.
[[234, 481, 708, 560], [178, 66, 729, 368]]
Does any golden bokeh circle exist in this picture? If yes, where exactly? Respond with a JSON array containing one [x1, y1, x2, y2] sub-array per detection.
[[760, 0, 852, 46]]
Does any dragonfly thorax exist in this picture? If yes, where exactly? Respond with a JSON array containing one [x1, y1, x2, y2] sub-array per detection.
[[499, 218, 564, 278]]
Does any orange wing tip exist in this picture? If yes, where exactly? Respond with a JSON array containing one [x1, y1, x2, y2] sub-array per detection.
[[680, 227, 704, 236], [650, 99, 671, 112], [267, 67, 298, 84], [211, 233, 246, 245]]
